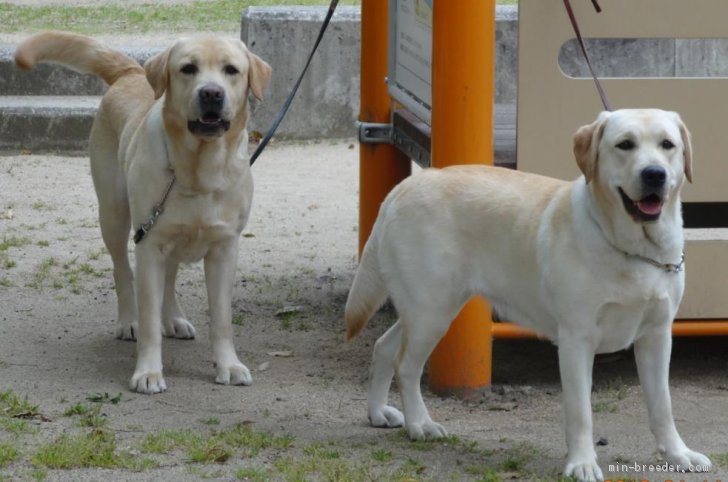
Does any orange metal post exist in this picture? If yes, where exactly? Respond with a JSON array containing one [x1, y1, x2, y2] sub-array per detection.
[[359, 0, 411, 255], [490, 320, 728, 339], [428, 0, 496, 394]]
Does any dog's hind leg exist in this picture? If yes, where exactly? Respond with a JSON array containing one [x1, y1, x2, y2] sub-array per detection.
[[368, 319, 404, 428], [161, 262, 196, 339], [89, 126, 137, 340], [396, 308, 455, 441]]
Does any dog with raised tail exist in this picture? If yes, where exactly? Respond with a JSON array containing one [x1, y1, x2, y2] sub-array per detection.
[[16, 31, 271, 394]]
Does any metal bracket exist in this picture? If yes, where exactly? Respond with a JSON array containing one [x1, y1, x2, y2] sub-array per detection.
[[357, 122, 392, 144]]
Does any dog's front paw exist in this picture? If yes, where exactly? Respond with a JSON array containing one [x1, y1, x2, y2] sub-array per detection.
[[368, 405, 404, 428], [129, 371, 167, 394], [406, 419, 448, 440], [162, 317, 196, 339], [215, 362, 252, 386], [665, 448, 712, 472], [116, 321, 138, 341], [564, 457, 603, 482]]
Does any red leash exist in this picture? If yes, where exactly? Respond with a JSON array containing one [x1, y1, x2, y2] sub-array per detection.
[[563, 0, 612, 111]]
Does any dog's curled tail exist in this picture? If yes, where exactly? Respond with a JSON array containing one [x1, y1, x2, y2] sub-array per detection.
[[15, 31, 144, 85], [345, 218, 389, 342]]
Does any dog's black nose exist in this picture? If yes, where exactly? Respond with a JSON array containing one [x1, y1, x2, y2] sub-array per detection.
[[641, 166, 666, 188], [199, 84, 225, 109]]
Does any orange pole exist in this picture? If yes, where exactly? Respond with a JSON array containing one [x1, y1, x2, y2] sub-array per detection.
[[490, 321, 728, 339], [359, 0, 411, 255], [428, 0, 496, 394]]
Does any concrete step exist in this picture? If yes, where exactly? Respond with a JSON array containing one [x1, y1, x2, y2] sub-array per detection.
[[0, 96, 100, 153], [0, 44, 159, 96], [0, 95, 519, 164]]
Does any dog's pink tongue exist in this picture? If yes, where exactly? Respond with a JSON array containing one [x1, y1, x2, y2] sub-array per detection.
[[637, 199, 662, 215]]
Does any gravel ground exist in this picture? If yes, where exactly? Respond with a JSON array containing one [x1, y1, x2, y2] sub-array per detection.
[[2, 2, 728, 481]]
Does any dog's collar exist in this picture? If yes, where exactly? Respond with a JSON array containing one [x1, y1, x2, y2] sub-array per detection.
[[622, 250, 685, 274], [584, 197, 684, 274], [133, 173, 176, 244], [133, 136, 175, 244]]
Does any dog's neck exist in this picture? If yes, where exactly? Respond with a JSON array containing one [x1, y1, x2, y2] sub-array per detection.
[[579, 178, 685, 265], [162, 108, 250, 195]]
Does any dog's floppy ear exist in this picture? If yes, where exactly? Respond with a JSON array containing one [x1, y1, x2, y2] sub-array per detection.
[[144, 48, 170, 99], [573, 111, 609, 184], [246, 50, 271, 101], [677, 115, 693, 183]]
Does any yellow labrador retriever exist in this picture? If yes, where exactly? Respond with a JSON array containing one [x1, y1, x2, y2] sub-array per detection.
[[15, 32, 271, 394], [345, 109, 710, 481]]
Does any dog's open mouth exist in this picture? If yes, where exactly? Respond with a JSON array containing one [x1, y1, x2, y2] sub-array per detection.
[[618, 187, 663, 223], [187, 113, 231, 137]]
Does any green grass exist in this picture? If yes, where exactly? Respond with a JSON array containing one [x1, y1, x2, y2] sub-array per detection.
[[0, 1, 516, 36], [0, 390, 39, 419], [0, 1, 360, 35], [0, 236, 30, 252], [141, 423, 293, 464], [0, 442, 19, 468], [32, 430, 154, 470]]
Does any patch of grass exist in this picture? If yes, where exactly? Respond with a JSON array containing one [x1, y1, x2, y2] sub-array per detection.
[[31, 201, 54, 211], [232, 314, 244, 326], [370, 448, 393, 463], [27, 256, 56, 290], [187, 438, 232, 464], [303, 442, 341, 460], [63, 403, 92, 417], [141, 429, 196, 454], [87, 247, 106, 261], [592, 400, 618, 413], [80, 406, 108, 429], [0, 442, 18, 468], [141, 424, 294, 465], [28, 469, 47, 481], [0, 0, 361, 35], [0, 278, 12, 287], [217, 422, 294, 456], [0, 418, 34, 435], [710, 452, 728, 468], [276, 310, 299, 330], [200, 416, 221, 426], [36, 240, 49, 247], [0, 236, 30, 251], [392, 428, 462, 452], [465, 465, 504, 482], [498, 441, 539, 473], [272, 454, 375, 481], [32, 430, 147, 470], [235, 466, 271, 481], [0, 390, 39, 419]]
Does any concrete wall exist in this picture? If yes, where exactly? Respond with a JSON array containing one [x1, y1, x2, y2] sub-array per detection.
[[241, 6, 361, 140], [243, 5, 728, 139]]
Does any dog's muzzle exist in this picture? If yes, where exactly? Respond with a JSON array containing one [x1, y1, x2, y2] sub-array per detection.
[[618, 166, 667, 223], [187, 83, 231, 137]]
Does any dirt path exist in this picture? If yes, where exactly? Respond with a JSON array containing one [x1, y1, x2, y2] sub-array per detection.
[[1, 142, 727, 481]]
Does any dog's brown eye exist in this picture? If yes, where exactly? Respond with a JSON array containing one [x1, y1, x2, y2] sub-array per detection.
[[616, 140, 635, 151], [180, 63, 198, 75], [661, 139, 675, 149], [224, 65, 239, 75]]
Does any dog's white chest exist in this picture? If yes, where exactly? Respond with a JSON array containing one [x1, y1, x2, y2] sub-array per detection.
[[154, 189, 250, 263], [594, 292, 672, 353]]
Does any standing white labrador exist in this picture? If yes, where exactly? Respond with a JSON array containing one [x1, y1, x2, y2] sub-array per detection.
[[345, 109, 711, 481], [15, 32, 271, 394]]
